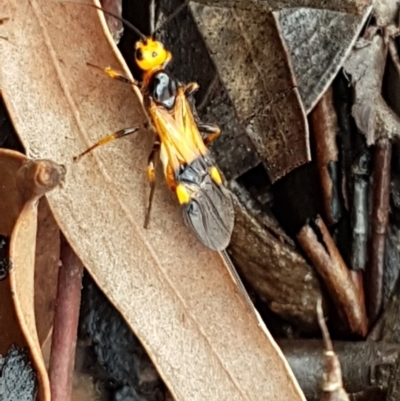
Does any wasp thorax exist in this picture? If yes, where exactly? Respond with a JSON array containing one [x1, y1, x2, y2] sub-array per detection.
[[135, 38, 171, 71]]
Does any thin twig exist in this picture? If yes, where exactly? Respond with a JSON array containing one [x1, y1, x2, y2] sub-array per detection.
[[365, 138, 392, 325], [311, 87, 342, 225], [297, 217, 368, 336], [48, 236, 84, 401], [316, 300, 350, 401]]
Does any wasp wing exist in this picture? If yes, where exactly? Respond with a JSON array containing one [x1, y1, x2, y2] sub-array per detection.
[[179, 158, 234, 251]]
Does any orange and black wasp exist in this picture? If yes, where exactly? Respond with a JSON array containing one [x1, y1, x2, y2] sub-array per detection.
[[72, 1, 235, 251]]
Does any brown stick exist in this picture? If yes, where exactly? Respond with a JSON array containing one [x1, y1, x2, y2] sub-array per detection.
[[311, 87, 342, 225], [48, 236, 84, 401], [297, 217, 368, 336], [365, 138, 392, 325], [349, 270, 366, 316]]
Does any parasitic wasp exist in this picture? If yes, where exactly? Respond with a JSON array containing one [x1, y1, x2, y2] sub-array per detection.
[[70, 0, 235, 251]]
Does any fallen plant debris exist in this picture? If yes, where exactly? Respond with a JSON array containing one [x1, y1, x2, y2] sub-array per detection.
[[297, 216, 368, 336], [4, 0, 400, 399], [0, 1, 308, 399], [0, 147, 65, 401]]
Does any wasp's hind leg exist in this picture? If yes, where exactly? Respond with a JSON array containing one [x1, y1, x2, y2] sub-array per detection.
[[183, 82, 221, 145], [74, 126, 146, 161], [87, 62, 138, 86], [144, 140, 161, 229], [183, 82, 199, 97], [197, 122, 221, 146]]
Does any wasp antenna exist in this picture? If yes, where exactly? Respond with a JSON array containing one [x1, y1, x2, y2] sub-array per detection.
[[150, 0, 156, 36], [59, 0, 147, 40], [153, 0, 189, 36]]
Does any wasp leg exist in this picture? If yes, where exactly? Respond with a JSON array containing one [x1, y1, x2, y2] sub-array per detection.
[[74, 126, 146, 161], [183, 82, 200, 97], [144, 140, 161, 229], [197, 123, 221, 146], [87, 62, 138, 86]]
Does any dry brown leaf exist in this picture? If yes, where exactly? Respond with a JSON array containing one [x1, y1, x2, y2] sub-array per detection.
[[189, 2, 371, 183], [273, 6, 372, 112], [0, 150, 28, 354], [344, 31, 388, 145], [9, 192, 50, 401], [0, 149, 64, 401], [190, 2, 310, 182], [0, 1, 306, 400]]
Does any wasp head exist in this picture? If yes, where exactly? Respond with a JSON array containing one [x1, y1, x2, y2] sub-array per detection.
[[135, 38, 172, 72]]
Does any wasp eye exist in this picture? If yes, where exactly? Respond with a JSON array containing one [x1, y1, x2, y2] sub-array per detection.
[[152, 51, 158, 58], [136, 49, 144, 61]]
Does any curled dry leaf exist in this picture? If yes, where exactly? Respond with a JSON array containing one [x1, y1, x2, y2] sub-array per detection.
[[0, 151, 30, 354], [0, 1, 306, 400], [190, 2, 310, 182], [0, 149, 65, 401]]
